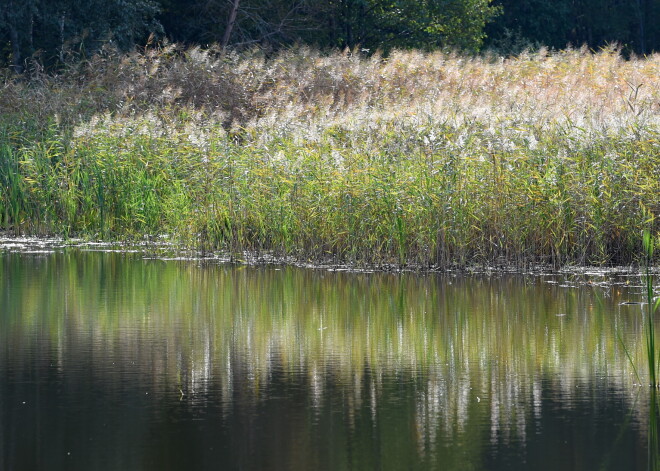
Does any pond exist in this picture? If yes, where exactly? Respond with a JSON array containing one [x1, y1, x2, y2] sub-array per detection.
[[0, 246, 658, 470]]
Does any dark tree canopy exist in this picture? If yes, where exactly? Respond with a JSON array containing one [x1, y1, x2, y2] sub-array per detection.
[[1, 0, 659, 72], [0, 0, 161, 71], [158, 0, 498, 52], [156, 0, 660, 55], [486, 0, 660, 55]]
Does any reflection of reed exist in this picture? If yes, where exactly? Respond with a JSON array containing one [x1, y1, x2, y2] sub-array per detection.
[[0, 251, 655, 453], [650, 391, 660, 471]]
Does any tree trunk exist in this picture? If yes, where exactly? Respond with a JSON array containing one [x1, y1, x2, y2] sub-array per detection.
[[221, 0, 241, 48], [635, 0, 647, 55], [7, 1, 23, 73], [59, 13, 66, 63], [343, 0, 353, 48], [28, 11, 33, 54], [9, 25, 22, 73]]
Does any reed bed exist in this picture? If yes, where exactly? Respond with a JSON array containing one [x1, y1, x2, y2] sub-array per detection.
[[1, 45, 659, 267]]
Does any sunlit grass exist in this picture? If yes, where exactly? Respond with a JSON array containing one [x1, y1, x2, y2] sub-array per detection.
[[0, 45, 659, 267]]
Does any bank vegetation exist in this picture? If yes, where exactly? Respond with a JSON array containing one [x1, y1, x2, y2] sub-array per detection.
[[1, 45, 659, 268]]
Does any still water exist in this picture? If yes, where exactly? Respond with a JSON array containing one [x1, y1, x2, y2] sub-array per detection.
[[0, 248, 658, 470]]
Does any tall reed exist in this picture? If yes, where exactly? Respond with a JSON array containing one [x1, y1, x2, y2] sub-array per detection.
[[644, 228, 660, 387], [648, 225, 660, 471], [1, 46, 659, 267]]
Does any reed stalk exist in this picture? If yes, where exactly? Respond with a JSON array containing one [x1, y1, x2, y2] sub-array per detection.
[[0, 46, 659, 267], [644, 229, 660, 387]]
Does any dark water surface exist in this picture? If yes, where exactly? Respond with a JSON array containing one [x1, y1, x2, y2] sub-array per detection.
[[1, 249, 658, 470]]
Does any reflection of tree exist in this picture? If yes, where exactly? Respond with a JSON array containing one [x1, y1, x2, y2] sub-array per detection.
[[0, 250, 655, 464]]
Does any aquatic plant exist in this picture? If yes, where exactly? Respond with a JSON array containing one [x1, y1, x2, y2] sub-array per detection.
[[1, 46, 660, 267], [648, 224, 660, 470], [644, 229, 660, 387]]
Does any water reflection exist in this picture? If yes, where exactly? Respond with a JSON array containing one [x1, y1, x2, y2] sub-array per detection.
[[0, 250, 656, 469]]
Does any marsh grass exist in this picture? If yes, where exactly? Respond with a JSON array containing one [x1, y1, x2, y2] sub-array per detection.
[[644, 229, 660, 387], [1, 45, 659, 267]]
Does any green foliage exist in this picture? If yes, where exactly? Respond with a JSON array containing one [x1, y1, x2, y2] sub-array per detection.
[[644, 228, 659, 387], [306, 0, 499, 52]]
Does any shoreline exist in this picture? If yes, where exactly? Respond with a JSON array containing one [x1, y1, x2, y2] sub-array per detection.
[[1, 235, 657, 278]]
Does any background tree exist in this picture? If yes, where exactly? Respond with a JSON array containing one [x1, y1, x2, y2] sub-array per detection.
[[3, 0, 660, 73], [0, 0, 37, 72], [354, 0, 500, 51], [158, 0, 498, 52], [158, 0, 320, 48], [0, 0, 160, 71], [485, 0, 659, 54]]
